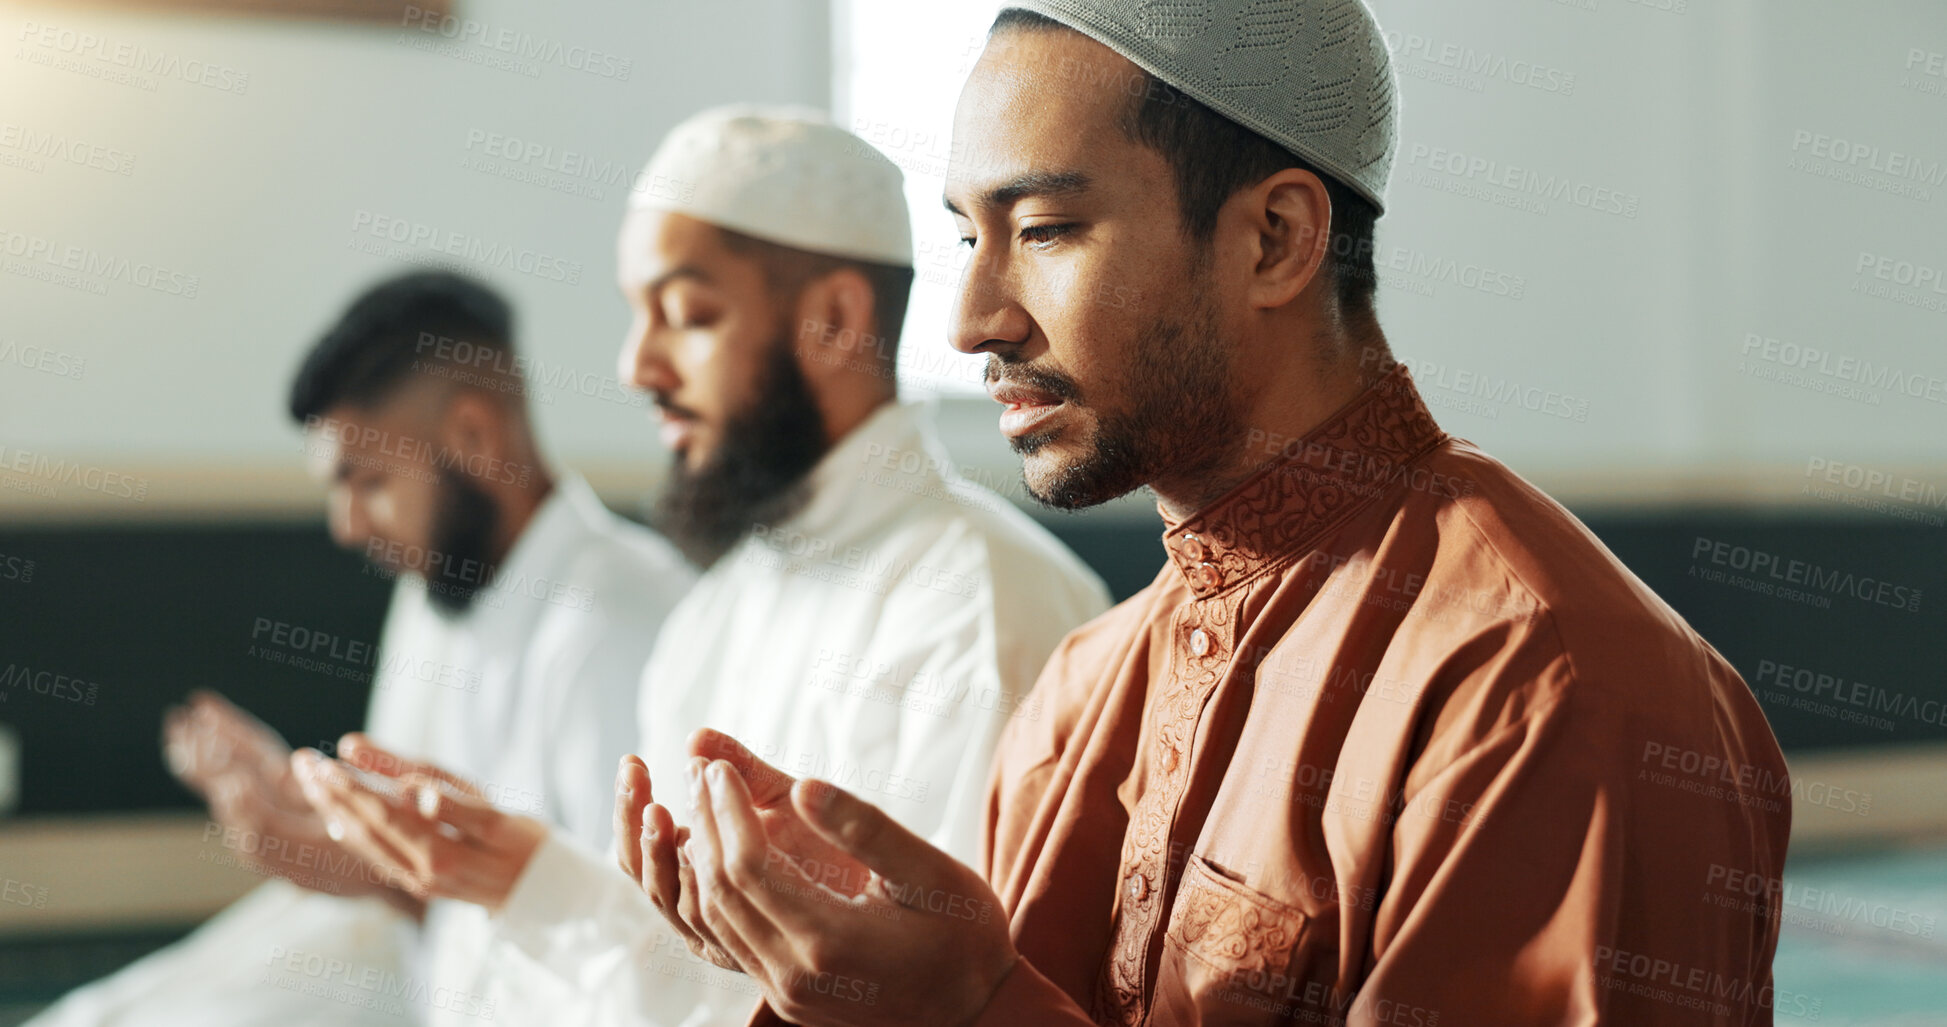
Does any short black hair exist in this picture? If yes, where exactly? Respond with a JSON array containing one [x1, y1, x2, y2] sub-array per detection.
[[288, 271, 516, 423], [718, 227, 917, 369], [992, 8, 1379, 321]]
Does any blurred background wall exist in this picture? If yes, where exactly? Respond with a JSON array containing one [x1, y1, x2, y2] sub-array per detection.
[[1, 0, 1943, 1021]]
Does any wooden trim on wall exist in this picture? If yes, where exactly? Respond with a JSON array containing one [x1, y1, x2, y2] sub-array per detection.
[[0, 462, 664, 525], [0, 812, 265, 938], [2, 748, 1942, 937], [1785, 743, 1947, 855], [0, 458, 1939, 527], [46, 0, 450, 23]]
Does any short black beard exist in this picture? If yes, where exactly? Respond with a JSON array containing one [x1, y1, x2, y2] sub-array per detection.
[[651, 332, 828, 568], [424, 471, 501, 618], [997, 284, 1238, 511]]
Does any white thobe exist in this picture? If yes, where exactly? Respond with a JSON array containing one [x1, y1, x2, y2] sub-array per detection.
[[28, 474, 693, 1027], [488, 401, 1112, 1027]]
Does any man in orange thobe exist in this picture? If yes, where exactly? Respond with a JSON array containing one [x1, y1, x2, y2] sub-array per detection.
[[614, 2, 1793, 1024]]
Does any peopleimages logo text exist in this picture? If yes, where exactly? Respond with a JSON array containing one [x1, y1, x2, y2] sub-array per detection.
[[1691, 537, 1922, 613]]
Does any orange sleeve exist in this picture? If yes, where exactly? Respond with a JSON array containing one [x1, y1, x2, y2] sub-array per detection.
[[970, 958, 1098, 1027], [745, 959, 1096, 1027], [1354, 679, 1784, 1025]]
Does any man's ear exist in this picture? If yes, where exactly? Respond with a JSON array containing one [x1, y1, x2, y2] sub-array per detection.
[[1238, 168, 1335, 312], [792, 267, 879, 373], [437, 391, 508, 478]]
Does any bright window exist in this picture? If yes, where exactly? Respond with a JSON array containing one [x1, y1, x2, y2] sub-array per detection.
[[832, 0, 1008, 397]]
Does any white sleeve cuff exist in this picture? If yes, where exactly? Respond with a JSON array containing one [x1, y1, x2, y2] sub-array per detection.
[[494, 827, 617, 952]]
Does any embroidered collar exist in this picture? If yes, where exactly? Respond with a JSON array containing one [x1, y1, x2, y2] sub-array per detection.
[[1159, 365, 1447, 600]]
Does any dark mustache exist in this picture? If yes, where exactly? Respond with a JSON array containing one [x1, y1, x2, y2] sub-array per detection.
[[983, 354, 1081, 403], [652, 393, 704, 422]]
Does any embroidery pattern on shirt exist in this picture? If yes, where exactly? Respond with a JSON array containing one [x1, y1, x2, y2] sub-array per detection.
[[1163, 366, 1447, 601], [1167, 855, 1310, 977], [1098, 367, 1444, 1023], [1099, 598, 1237, 1025]]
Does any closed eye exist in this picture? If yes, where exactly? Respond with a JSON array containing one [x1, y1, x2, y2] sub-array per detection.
[[1020, 223, 1076, 248]]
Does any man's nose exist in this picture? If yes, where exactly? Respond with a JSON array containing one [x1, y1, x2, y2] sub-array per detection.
[[619, 319, 680, 396], [327, 491, 370, 553], [947, 250, 1030, 356]]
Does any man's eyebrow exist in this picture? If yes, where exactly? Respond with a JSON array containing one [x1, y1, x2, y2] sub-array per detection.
[[944, 170, 1093, 217], [637, 264, 712, 294]]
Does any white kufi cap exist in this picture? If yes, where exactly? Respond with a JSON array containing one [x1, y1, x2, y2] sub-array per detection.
[[631, 104, 914, 266]]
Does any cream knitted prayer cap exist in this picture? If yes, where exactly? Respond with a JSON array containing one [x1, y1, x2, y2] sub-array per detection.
[[1000, 0, 1398, 212], [632, 104, 914, 266]]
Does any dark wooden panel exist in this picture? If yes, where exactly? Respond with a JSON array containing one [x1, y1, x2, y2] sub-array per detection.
[[0, 524, 388, 815], [0, 508, 1941, 816]]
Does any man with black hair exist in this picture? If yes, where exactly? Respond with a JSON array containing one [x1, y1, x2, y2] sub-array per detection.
[[29, 271, 693, 1027], [287, 270, 559, 618], [622, 5, 1790, 1026]]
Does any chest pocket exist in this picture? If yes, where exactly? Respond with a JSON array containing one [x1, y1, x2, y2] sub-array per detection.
[[1150, 854, 1339, 1026]]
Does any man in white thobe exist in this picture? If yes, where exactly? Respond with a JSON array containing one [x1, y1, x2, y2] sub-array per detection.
[[302, 107, 1112, 1027], [28, 272, 693, 1027]]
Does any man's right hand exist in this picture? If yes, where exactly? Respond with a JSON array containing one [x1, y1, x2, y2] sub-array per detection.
[[164, 690, 298, 804], [163, 691, 420, 912]]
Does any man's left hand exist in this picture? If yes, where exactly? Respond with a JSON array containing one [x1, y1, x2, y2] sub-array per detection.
[[664, 745, 1021, 1027]]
